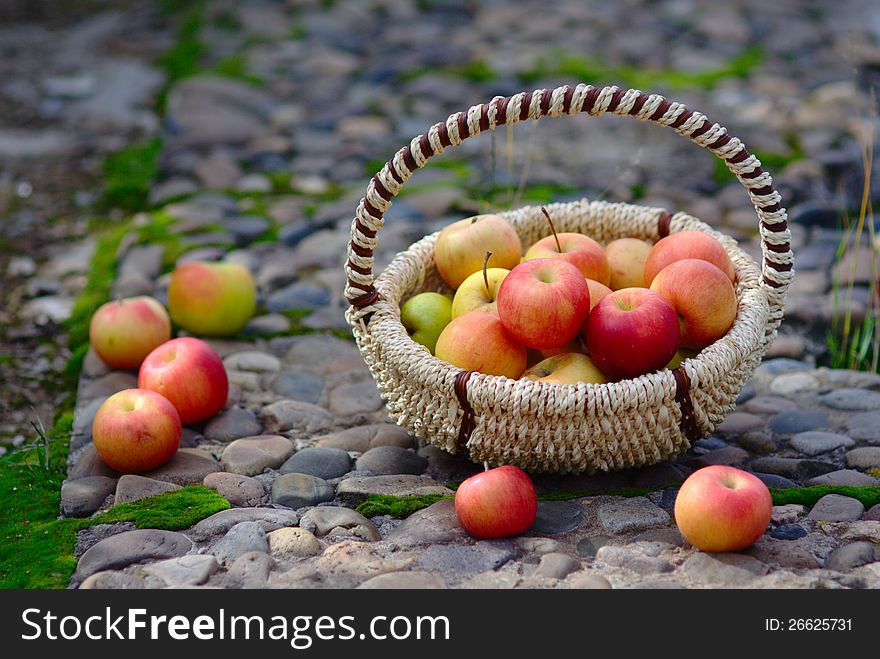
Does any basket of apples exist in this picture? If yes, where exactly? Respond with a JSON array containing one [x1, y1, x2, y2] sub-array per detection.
[[344, 83, 793, 474]]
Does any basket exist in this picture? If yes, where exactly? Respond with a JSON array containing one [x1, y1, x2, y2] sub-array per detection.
[[343, 83, 793, 475]]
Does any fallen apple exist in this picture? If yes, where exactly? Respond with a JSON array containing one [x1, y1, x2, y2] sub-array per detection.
[[167, 260, 257, 337], [454, 465, 538, 539], [89, 296, 171, 371]]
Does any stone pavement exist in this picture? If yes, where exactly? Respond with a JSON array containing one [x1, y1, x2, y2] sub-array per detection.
[[4, 0, 880, 589]]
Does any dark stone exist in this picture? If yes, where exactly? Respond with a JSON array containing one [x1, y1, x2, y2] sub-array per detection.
[[223, 215, 270, 246], [527, 500, 587, 535], [270, 472, 335, 508], [752, 472, 799, 489], [355, 446, 428, 476], [416, 541, 518, 576], [768, 410, 830, 435], [203, 407, 262, 443], [750, 457, 835, 481], [61, 476, 117, 517], [279, 447, 353, 479], [271, 370, 325, 404], [575, 535, 610, 558], [266, 282, 330, 312], [770, 524, 808, 541], [279, 222, 319, 247]]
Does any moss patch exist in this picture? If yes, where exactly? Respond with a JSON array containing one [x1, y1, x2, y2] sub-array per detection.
[[102, 139, 163, 211], [769, 486, 880, 509], [357, 494, 451, 518]]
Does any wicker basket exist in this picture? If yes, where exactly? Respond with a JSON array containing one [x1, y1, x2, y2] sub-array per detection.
[[344, 83, 793, 475]]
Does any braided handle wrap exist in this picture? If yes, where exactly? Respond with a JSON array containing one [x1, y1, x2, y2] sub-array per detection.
[[345, 83, 792, 342]]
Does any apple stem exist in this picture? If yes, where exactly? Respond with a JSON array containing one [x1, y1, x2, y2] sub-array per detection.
[[483, 251, 493, 301], [541, 206, 562, 253]]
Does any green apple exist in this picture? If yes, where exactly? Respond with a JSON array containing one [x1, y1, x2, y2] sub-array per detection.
[[666, 347, 700, 370], [452, 267, 509, 318], [400, 292, 453, 354], [168, 261, 257, 337]]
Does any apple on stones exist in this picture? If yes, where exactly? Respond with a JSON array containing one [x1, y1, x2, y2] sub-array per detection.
[[521, 353, 606, 385], [167, 261, 257, 337], [138, 337, 229, 425], [400, 291, 452, 354], [92, 388, 181, 473], [452, 267, 509, 318], [454, 465, 538, 539], [496, 258, 591, 351], [435, 311, 527, 379], [585, 288, 680, 380], [674, 465, 772, 552], [89, 296, 172, 370], [605, 237, 653, 290], [643, 230, 735, 285], [650, 259, 737, 350], [433, 214, 522, 289], [522, 209, 610, 285]]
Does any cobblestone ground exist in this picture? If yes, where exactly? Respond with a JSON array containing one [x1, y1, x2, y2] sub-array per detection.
[[5, 0, 880, 589]]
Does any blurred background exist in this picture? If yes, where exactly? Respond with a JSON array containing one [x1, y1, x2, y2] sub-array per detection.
[[1, 0, 879, 446]]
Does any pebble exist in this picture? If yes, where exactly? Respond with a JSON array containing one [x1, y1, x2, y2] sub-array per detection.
[[73, 529, 192, 584], [595, 545, 674, 575], [845, 411, 880, 443], [533, 553, 582, 579], [768, 410, 830, 434], [770, 372, 820, 395], [211, 521, 269, 566], [416, 542, 517, 578], [529, 500, 587, 535], [283, 335, 362, 370], [770, 524, 808, 540], [806, 469, 880, 487], [749, 457, 835, 481], [680, 552, 769, 586], [114, 475, 181, 504], [742, 395, 798, 414], [140, 448, 221, 486], [270, 472, 335, 508], [807, 494, 866, 522], [224, 551, 276, 588], [355, 446, 427, 475], [142, 554, 219, 587], [687, 446, 750, 467], [221, 435, 294, 476], [824, 542, 878, 571], [790, 431, 855, 455], [60, 476, 116, 517], [328, 381, 385, 416], [223, 351, 282, 373], [819, 388, 880, 411], [203, 407, 263, 443], [194, 151, 244, 189], [576, 535, 611, 558], [336, 475, 454, 504], [244, 314, 291, 336], [866, 504, 880, 522], [384, 500, 470, 546], [259, 399, 333, 434], [203, 472, 266, 507], [299, 506, 381, 541], [266, 282, 331, 312], [597, 497, 670, 535], [79, 372, 139, 401], [315, 424, 416, 452], [267, 527, 323, 558], [80, 572, 146, 590], [567, 573, 613, 589], [279, 446, 352, 479], [845, 447, 880, 469], [746, 537, 820, 569], [357, 571, 447, 589], [223, 215, 270, 245], [271, 370, 325, 404], [188, 508, 299, 542]]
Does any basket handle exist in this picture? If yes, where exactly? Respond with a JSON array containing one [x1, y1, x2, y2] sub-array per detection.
[[345, 84, 792, 338]]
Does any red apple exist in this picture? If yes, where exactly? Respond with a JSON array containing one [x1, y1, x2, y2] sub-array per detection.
[[649, 259, 737, 349], [138, 337, 229, 424], [644, 230, 735, 285], [585, 288, 680, 380], [605, 237, 652, 290], [523, 232, 610, 285], [454, 465, 538, 539], [168, 261, 257, 337], [89, 296, 171, 370], [674, 465, 772, 552], [496, 259, 591, 350], [92, 388, 181, 473], [435, 311, 527, 379], [434, 214, 522, 289]]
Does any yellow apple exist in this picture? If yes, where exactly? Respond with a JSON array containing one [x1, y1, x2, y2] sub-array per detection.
[[521, 353, 607, 385], [452, 268, 509, 318], [434, 214, 522, 289], [605, 238, 653, 290]]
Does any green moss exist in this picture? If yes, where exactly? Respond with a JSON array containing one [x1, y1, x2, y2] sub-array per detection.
[[155, 7, 206, 112], [212, 55, 263, 86], [769, 486, 880, 508], [357, 494, 451, 518], [91, 486, 230, 530], [102, 138, 163, 211]]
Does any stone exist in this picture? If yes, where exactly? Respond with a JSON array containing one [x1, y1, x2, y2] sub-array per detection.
[[223, 215, 270, 245], [866, 504, 880, 521], [75, 523, 137, 558], [687, 446, 750, 468], [771, 504, 806, 525], [299, 506, 381, 541], [224, 551, 276, 588], [597, 497, 670, 534], [385, 500, 470, 546], [746, 537, 820, 569], [279, 447, 352, 479], [72, 530, 192, 584], [142, 554, 218, 587], [846, 411, 880, 443], [188, 508, 299, 542], [807, 494, 865, 522], [680, 552, 769, 585], [114, 475, 182, 504], [119, 244, 164, 280], [752, 472, 799, 489], [528, 500, 587, 535], [768, 410, 830, 434], [824, 542, 878, 572], [61, 476, 116, 517], [790, 431, 855, 456], [770, 372, 820, 395], [244, 314, 291, 336], [221, 435, 294, 476], [749, 457, 835, 481], [567, 573, 613, 589], [357, 571, 447, 589], [260, 399, 333, 435], [833, 521, 880, 543], [266, 282, 330, 312], [271, 370, 325, 404], [806, 469, 880, 487], [0, 128, 75, 158], [79, 572, 146, 589], [223, 351, 282, 373], [71, 397, 106, 449], [204, 407, 263, 442], [194, 151, 244, 189], [595, 545, 674, 575], [336, 475, 454, 504], [79, 372, 139, 401], [203, 472, 266, 507], [742, 396, 798, 415], [283, 335, 362, 370], [715, 412, 765, 434], [267, 527, 323, 558], [329, 381, 385, 416], [140, 449, 221, 485], [270, 473, 335, 508], [211, 521, 269, 566], [533, 553, 582, 579], [819, 388, 880, 411], [576, 535, 611, 558], [846, 447, 880, 470], [416, 542, 517, 577], [355, 446, 427, 475], [314, 424, 415, 452], [770, 524, 808, 541]]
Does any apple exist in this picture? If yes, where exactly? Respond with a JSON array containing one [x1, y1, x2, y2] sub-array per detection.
[[400, 292, 453, 354], [523, 233, 610, 285], [650, 259, 738, 350], [138, 337, 229, 424], [586, 279, 613, 311], [92, 388, 181, 473], [167, 261, 257, 337], [521, 353, 607, 385], [539, 338, 585, 359], [585, 288, 680, 380], [435, 311, 527, 379], [605, 237, 653, 290], [89, 296, 171, 370], [674, 465, 772, 552], [433, 214, 522, 289], [644, 230, 735, 285], [496, 259, 591, 350], [666, 347, 700, 370], [452, 267, 509, 318], [454, 465, 538, 539]]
